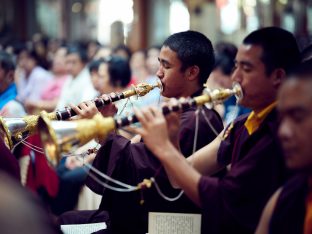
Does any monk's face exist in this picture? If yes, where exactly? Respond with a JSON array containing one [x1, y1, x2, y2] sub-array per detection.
[[156, 46, 188, 98], [232, 45, 280, 113], [278, 78, 312, 172]]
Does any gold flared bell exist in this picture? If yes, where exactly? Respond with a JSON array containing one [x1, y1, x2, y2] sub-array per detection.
[[38, 113, 116, 167]]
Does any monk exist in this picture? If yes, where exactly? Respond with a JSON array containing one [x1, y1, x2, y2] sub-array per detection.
[[134, 27, 300, 234], [256, 59, 312, 234], [60, 30, 224, 234]]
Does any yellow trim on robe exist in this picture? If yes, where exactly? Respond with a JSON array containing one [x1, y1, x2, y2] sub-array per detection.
[[244, 102, 277, 135]]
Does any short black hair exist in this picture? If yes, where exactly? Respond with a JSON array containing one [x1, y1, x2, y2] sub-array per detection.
[[0, 51, 15, 72], [243, 27, 300, 75], [162, 30, 215, 85], [104, 56, 131, 88]]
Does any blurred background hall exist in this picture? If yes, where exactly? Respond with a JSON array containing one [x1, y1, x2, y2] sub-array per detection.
[[0, 0, 311, 53]]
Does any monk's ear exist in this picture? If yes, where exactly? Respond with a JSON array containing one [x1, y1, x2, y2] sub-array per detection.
[[271, 68, 286, 88], [186, 65, 200, 81]]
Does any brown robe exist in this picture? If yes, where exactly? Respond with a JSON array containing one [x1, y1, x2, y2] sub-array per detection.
[[269, 173, 308, 234], [198, 109, 290, 234], [59, 89, 224, 234]]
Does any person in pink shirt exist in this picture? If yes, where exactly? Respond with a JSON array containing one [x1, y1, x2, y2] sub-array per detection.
[[24, 47, 70, 113]]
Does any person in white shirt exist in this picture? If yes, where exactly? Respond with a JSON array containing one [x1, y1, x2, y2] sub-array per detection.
[[56, 45, 98, 111]]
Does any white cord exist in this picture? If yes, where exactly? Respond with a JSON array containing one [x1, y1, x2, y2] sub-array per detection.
[[84, 165, 138, 192], [192, 108, 200, 154], [20, 139, 45, 154], [150, 107, 201, 202], [200, 108, 221, 137], [151, 177, 184, 202], [118, 98, 130, 116]]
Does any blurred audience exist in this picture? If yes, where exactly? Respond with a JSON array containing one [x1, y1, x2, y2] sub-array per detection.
[[0, 51, 26, 117]]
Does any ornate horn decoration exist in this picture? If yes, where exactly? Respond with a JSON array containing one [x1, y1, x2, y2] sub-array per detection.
[[54, 80, 162, 120], [38, 83, 242, 167], [0, 80, 162, 150]]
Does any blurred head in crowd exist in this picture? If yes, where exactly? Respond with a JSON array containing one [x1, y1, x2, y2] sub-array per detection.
[[209, 42, 237, 89], [17, 47, 49, 76], [87, 40, 101, 61], [130, 49, 146, 72], [146, 46, 161, 76], [112, 44, 132, 61], [88, 58, 104, 91], [94, 45, 112, 60], [0, 51, 15, 93], [51, 47, 68, 76], [130, 49, 148, 82], [31, 33, 49, 69], [93, 56, 131, 94], [65, 45, 88, 78]]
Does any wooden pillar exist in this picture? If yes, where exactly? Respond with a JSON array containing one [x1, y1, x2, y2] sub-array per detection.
[[127, 0, 148, 51]]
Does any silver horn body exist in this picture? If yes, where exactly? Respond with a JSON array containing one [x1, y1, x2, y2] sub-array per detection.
[[38, 114, 115, 167]]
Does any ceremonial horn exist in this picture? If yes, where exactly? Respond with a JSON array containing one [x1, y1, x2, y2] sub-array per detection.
[[38, 83, 242, 167], [0, 80, 162, 150]]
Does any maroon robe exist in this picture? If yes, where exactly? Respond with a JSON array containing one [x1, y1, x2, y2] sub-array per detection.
[[269, 173, 307, 234], [198, 108, 289, 234], [59, 89, 224, 233], [0, 138, 20, 180]]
